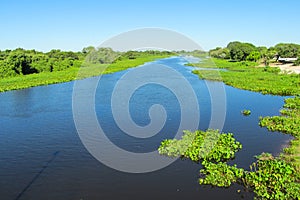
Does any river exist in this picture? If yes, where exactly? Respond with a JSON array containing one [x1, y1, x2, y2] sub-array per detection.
[[0, 57, 291, 200]]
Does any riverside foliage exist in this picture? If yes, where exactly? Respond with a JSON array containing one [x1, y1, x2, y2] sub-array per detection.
[[0, 48, 173, 92], [209, 42, 300, 64]]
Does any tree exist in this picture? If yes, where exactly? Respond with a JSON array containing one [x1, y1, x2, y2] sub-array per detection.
[[6, 50, 37, 75], [209, 47, 230, 59], [227, 41, 257, 61], [246, 51, 261, 62], [258, 47, 278, 66], [274, 43, 300, 58], [82, 46, 96, 54]]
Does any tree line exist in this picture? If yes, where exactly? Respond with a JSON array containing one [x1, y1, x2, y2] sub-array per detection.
[[1, 42, 298, 79], [0, 48, 84, 78], [0, 47, 172, 78], [209, 42, 300, 65]]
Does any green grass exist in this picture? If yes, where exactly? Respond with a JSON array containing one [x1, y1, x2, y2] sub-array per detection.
[[187, 57, 258, 70], [0, 68, 79, 92], [0, 54, 170, 92], [192, 58, 300, 96]]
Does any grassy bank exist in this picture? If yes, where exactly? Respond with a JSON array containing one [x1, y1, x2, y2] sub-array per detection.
[[190, 58, 300, 96], [0, 54, 170, 92]]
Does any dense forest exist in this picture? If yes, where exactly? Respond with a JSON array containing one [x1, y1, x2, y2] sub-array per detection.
[[209, 42, 300, 65]]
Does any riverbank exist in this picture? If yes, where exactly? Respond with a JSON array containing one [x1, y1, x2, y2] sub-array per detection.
[[190, 58, 300, 96], [0, 54, 171, 93]]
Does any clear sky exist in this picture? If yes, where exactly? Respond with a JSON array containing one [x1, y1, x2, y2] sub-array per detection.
[[1, 0, 299, 52]]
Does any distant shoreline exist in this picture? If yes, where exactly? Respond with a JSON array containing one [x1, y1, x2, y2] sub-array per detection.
[[0, 53, 172, 93]]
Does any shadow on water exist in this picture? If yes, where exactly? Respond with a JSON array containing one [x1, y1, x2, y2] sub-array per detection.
[[14, 151, 60, 200]]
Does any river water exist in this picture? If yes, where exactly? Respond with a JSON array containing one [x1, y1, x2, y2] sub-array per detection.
[[0, 57, 291, 200]]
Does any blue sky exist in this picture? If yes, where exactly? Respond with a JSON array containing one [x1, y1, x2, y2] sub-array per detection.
[[1, 0, 299, 51]]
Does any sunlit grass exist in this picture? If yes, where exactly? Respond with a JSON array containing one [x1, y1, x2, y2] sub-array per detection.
[[192, 58, 300, 96]]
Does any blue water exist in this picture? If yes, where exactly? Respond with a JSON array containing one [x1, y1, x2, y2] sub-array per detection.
[[0, 57, 291, 200]]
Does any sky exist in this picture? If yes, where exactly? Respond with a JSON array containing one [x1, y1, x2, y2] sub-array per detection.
[[1, 0, 300, 52]]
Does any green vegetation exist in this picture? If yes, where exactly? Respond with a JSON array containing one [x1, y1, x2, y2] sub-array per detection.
[[260, 97, 300, 136], [0, 48, 83, 78], [208, 42, 300, 66], [242, 110, 251, 116], [158, 129, 300, 199], [260, 97, 300, 171], [0, 48, 173, 92], [199, 153, 300, 199], [177, 49, 208, 58], [191, 58, 300, 96], [274, 43, 300, 58], [158, 129, 242, 162], [227, 41, 258, 61], [208, 47, 230, 59], [104, 52, 171, 74], [244, 154, 300, 199], [295, 58, 300, 66], [199, 161, 244, 187]]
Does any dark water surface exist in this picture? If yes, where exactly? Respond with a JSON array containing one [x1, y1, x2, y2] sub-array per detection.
[[0, 57, 291, 200]]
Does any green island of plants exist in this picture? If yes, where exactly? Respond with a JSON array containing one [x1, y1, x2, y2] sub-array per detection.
[[242, 109, 251, 116], [158, 130, 300, 199], [158, 129, 242, 162]]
